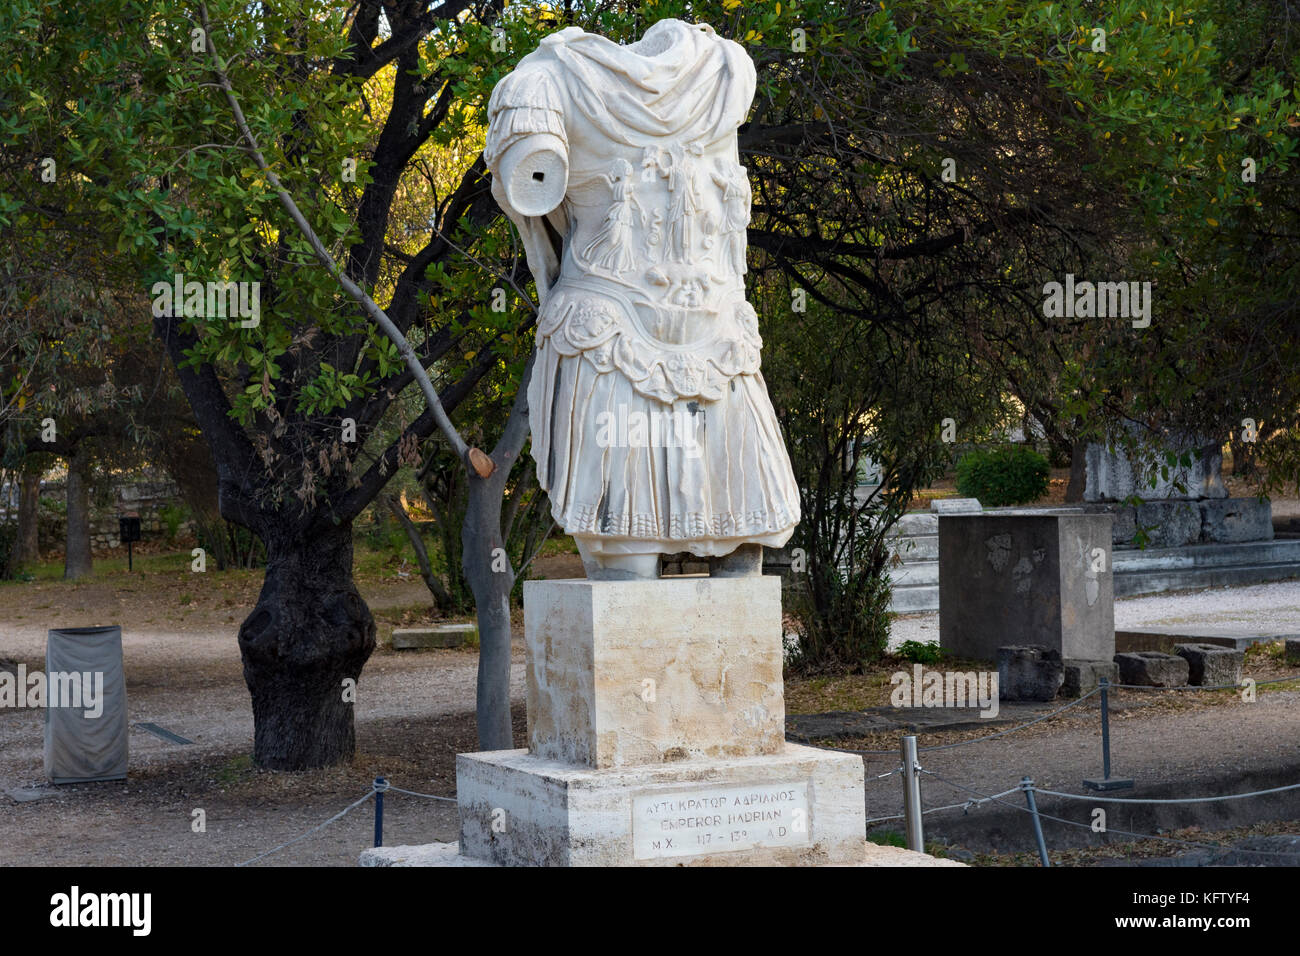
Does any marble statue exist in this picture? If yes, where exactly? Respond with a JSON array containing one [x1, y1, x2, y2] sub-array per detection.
[[484, 19, 799, 580]]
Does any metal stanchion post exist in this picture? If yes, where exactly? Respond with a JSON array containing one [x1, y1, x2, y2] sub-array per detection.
[[1083, 678, 1134, 791], [1022, 777, 1051, 867], [373, 777, 388, 847], [901, 735, 923, 853]]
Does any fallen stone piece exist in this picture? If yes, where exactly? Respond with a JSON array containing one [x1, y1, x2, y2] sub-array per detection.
[[391, 624, 475, 650], [1114, 651, 1189, 687], [998, 645, 1064, 702], [1061, 659, 1119, 697], [1173, 643, 1244, 687]]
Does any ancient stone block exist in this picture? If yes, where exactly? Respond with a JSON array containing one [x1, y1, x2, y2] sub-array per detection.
[[1174, 643, 1243, 687], [523, 577, 785, 769], [997, 646, 1064, 702], [939, 512, 1115, 662], [456, 744, 865, 867], [1200, 498, 1274, 543], [1113, 651, 1189, 687], [1061, 659, 1119, 697], [1084, 436, 1225, 502]]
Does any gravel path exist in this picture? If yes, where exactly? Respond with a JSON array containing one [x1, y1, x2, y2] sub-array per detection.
[[889, 579, 1300, 649]]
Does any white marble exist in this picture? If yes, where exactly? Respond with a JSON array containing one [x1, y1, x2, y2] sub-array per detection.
[[455, 744, 867, 867], [484, 19, 799, 573], [523, 577, 785, 768]]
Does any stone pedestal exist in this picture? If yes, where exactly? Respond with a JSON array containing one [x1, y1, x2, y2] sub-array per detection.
[[457, 744, 865, 866], [440, 577, 868, 866], [939, 512, 1114, 662]]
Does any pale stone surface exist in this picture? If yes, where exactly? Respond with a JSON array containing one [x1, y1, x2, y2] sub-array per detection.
[[1084, 435, 1226, 502], [359, 840, 965, 867], [524, 577, 784, 768], [485, 19, 799, 570], [932, 498, 982, 514], [455, 744, 866, 867]]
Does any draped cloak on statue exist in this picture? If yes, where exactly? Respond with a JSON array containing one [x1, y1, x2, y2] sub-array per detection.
[[484, 19, 799, 558]]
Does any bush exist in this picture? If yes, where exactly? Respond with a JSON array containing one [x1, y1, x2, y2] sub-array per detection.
[[158, 503, 189, 543], [895, 640, 945, 665], [954, 446, 1050, 506]]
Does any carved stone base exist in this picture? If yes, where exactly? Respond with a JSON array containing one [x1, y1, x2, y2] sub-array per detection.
[[454, 744, 866, 867]]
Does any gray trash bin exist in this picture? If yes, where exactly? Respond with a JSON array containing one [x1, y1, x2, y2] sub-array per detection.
[[44, 626, 128, 783]]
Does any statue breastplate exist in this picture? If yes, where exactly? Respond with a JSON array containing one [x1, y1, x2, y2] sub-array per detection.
[[539, 120, 761, 403]]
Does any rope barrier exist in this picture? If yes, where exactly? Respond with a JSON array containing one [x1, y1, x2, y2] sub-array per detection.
[[1108, 675, 1300, 691], [234, 779, 460, 866], [1033, 781, 1300, 804], [919, 769, 1300, 860], [236, 789, 376, 867], [385, 785, 458, 803]]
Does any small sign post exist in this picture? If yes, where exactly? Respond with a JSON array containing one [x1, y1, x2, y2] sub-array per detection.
[[118, 515, 142, 571]]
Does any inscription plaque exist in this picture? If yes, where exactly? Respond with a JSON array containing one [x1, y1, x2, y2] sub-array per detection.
[[633, 782, 811, 860]]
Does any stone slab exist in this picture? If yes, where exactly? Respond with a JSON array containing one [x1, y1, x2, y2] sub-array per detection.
[[1116, 628, 1300, 654], [523, 577, 784, 769], [1287, 638, 1300, 666], [997, 645, 1063, 702], [939, 512, 1115, 662], [931, 498, 982, 514], [359, 839, 965, 867], [1084, 498, 1272, 547], [1173, 643, 1244, 687], [1114, 651, 1189, 687], [1061, 659, 1118, 697], [6, 787, 54, 803], [1200, 497, 1274, 543], [1084, 438, 1225, 502], [455, 743, 865, 867], [391, 625, 475, 649]]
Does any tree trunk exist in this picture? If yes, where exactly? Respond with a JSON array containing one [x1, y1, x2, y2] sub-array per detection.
[[1064, 439, 1088, 503], [64, 446, 93, 580], [463, 474, 515, 751], [237, 520, 375, 769], [11, 468, 40, 567]]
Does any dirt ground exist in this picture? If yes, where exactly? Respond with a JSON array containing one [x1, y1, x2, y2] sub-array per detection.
[[2, 551, 1298, 866]]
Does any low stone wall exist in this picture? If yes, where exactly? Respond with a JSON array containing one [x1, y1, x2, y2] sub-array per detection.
[[36, 479, 192, 553], [1084, 497, 1272, 549]]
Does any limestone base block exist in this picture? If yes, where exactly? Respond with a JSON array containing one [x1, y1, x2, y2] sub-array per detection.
[[454, 743, 866, 867], [524, 577, 785, 768]]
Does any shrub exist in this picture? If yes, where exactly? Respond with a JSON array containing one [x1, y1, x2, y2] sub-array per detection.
[[895, 639, 945, 665], [158, 503, 189, 542], [954, 446, 1050, 506]]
